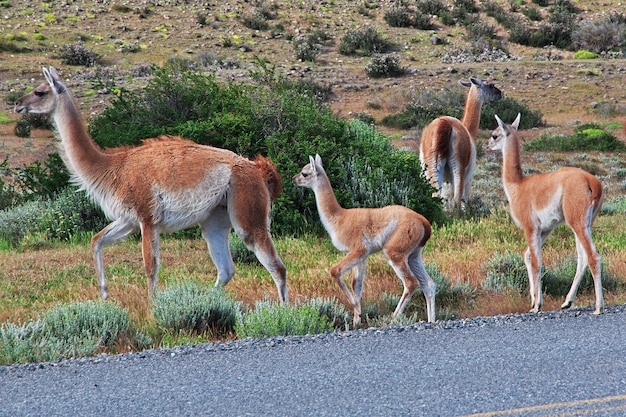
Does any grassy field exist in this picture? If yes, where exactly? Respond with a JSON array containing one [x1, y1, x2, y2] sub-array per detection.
[[0, 0, 625, 350]]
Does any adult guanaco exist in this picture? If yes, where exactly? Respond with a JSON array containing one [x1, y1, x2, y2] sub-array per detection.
[[15, 67, 288, 303], [489, 113, 604, 314], [420, 77, 502, 211], [294, 154, 436, 326]]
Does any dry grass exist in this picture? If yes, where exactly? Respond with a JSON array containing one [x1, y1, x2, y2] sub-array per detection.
[[0, 1, 625, 333]]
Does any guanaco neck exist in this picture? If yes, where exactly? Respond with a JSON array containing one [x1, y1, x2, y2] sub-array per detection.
[[313, 171, 345, 229], [460, 86, 483, 140], [54, 91, 108, 178], [501, 132, 525, 186]]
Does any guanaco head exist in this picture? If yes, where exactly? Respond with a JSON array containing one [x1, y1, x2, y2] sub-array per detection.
[[489, 113, 521, 151], [293, 154, 325, 189], [14, 67, 65, 115], [460, 77, 503, 103]]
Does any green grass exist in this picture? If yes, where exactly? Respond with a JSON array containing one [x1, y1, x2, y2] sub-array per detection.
[[0, 112, 12, 124]]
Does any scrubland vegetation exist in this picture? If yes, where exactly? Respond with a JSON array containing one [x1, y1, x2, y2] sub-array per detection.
[[0, 0, 625, 364]]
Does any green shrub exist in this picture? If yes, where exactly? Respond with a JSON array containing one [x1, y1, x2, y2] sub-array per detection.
[[242, 12, 269, 30], [384, 6, 412, 28], [483, 251, 529, 293], [151, 283, 242, 335], [384, 5, 432, 30], [88, 64, 442, 236], [415, 0, 447, 16], [0, 300, 146, 365], [365, 54, 406, 78], [0, 186, 106, 247], [571, 13, 626, 54], [294, 34, 320, 62], [574, 50, 598, 59], [542, 257, 621, 298], [307, 297, 351, 331], [524, 123, 626, 152], [381, 88, 543, 131], [13, 119, 30, 137], [522, 5, 542, 21], [59, 41, 100, 66], [235, 300, 333, 338], [338, 25, 392, 56]]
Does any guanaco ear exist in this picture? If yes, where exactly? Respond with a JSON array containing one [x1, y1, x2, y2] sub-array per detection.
[[314, 154, 323, 168], [42, 66, 64, 93], [308, 155, 317, 173], [459, 79, 471, 88], [511, 113, 521, 131], [42, 67, 54, 87], [494, 114, 509, 136]]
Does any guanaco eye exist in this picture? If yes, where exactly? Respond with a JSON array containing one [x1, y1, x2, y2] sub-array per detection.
[[34, 91, 46, 97], [301, 172, 308, 177]]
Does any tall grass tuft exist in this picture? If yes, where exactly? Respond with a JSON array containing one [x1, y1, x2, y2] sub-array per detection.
[[235, 300, 333, 339], [151, 282, 242, 335]]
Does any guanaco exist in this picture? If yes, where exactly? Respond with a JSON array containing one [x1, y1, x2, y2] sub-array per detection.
[[420, 77, 502, 211], [489, 113, 604, 314], [294, 154, 436, 326], [15, 67, 288, 303]]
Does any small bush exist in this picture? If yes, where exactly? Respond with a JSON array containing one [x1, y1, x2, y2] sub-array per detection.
[[59, 41, 100, 66], [242, 12, 269, 31], [524, 123, 626, 152], [522, 5, 543, 22], [0, 301, 146, 364], [13, 119, 30, 137], [415, 0, 447, 16], [574, 50, 599, 59], [307, 297, 351, 331], [483, 251, 528, 293], [151, 282, 242, 335], [542, 257, 621, 298], [381, 87, 542, 131], [293, 34, 320, 62], [384, 5, 433, 30], [365, 54, 406, 78], [0, 186, 106, 247], [338, 25, 392, 56], [235, 300, 333, 338], [571, 13, 626, 54]]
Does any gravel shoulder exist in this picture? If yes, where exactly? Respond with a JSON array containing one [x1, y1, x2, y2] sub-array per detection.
[[2, 304, 625, 416]]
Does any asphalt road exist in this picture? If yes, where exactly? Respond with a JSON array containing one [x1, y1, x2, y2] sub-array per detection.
[[1, 306, 625, 417]]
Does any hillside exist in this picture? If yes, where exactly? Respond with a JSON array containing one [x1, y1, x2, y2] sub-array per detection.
[[1, 1, 625, 156]]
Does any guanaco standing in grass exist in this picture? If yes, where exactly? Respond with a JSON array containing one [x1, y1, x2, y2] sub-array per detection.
[[15, 66, 288, 303], [420, 77, 502, 211], [489, 113, 604, 314], [294, 154, 436, 326]]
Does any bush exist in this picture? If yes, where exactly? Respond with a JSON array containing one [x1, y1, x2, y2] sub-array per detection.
[[524, 123, 626, 152], [88, 64, 443, 236], [59, 41, 100, 66], [571, 13, 626, 54], [384, 6, 432, 30], [0, 186, 107, 247], [381, 87, 543, 131], [151, 283, 242, 335], [483, 251, 528, 293], [365, 54, 406, 78], [574, 50, 599, 59], [242, 12, 269, 31], [338, 25, 392, 56], [0, 300, 146, 364], [293, 33, 321, 62], [235, 300, 333, 338], [542, 257, 621, 298]]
